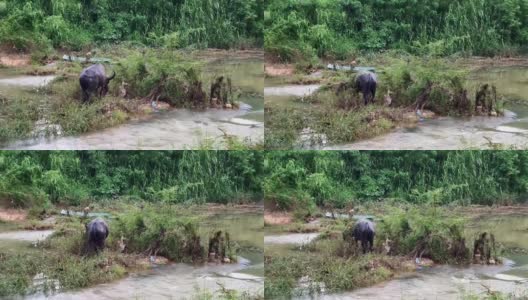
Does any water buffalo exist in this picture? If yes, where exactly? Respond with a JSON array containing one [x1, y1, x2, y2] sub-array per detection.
[[352, 219, 375, 253], [85, 217, 109, 253], [355, 72, 377, 105], [79, 64, 116, 102]]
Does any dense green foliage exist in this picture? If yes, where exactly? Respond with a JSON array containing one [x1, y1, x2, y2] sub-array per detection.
[[0, 151, 263, 207], [265, 151, 528, 210], [0, 0, 263, 51], [265, 0, 528, 61]]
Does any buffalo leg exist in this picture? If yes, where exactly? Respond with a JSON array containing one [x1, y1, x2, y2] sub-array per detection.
[[371, 83, 377, 104], [368, 235, 374, 252], [82, 90, 90, 103]]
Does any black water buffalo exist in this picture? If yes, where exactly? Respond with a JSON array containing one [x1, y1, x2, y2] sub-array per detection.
[[355, 72, 377, 105], [79, 64, 116, 102], [352, 219, 375, 253], [85, 217, 109, 253]]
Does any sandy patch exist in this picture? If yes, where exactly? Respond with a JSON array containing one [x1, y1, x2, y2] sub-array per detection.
[[264, 211, 293, 225], [0, 53, 31, 67], [265, 64, 294, 77], [0, 208, 28, 222]]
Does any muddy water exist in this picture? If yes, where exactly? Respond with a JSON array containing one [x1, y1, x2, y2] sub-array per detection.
[[3, 107, 262, 150], [1, 57, 263, 150], [266, 66, 528, 150], [26, 257, 263, 300], [304, 215, 528, 300]]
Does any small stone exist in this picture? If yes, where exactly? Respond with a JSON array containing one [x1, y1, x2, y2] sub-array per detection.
[[225, 103, 233, 109], [223, 257, 231, 263]]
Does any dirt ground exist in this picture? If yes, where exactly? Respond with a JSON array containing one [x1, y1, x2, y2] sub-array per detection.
[[0, 52, 31, 67], [265, 63, 295, 77], [0, 208, 28, 222], [264, 211, 293, 225]]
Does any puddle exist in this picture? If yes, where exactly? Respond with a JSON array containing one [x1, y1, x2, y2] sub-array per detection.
[[264, 233, 320, 245], [264, 85, 321, 97], [325, 110, 528, 150], [0, 230, 54, 242], [0, 75, 56, 88]]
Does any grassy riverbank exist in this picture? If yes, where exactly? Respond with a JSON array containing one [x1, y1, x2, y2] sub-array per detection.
[[0, 202, 264, 298], [264, 53, 525, 149], [264, 203, 520, 299], [0, 47, 263, 146]]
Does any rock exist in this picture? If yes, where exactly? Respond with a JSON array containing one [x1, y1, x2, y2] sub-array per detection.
[[225, 103, 233, 109], [489, 258, 496, 265], [490, 110, 498, 117], [223, 257, 231, 263]]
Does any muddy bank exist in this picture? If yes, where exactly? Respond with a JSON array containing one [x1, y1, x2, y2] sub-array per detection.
[[0, 207, 264, 299], [270, 213, 528, 299]]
